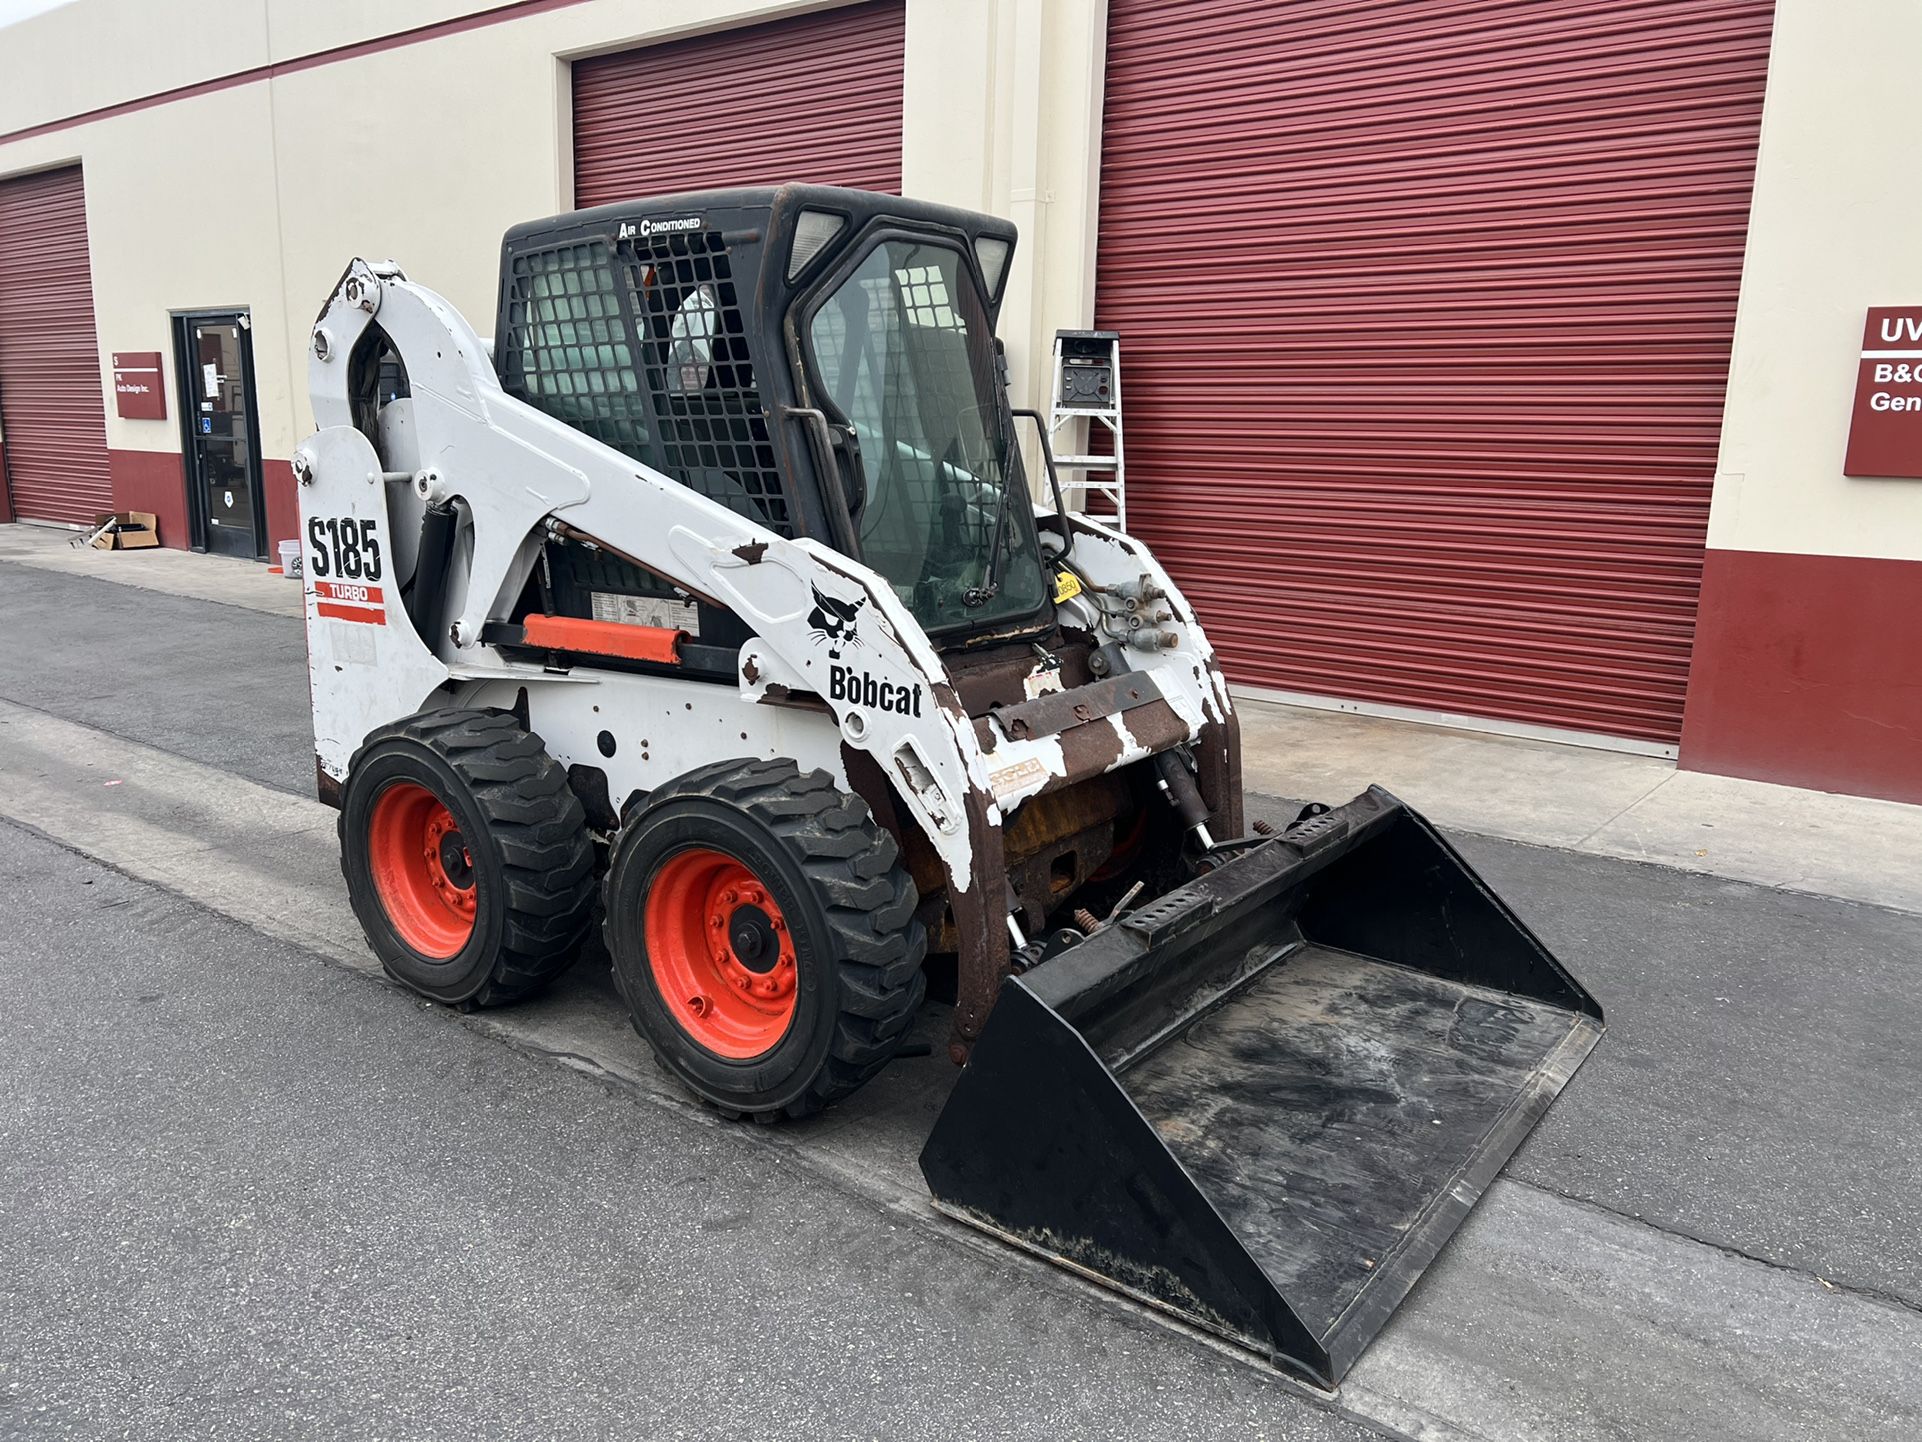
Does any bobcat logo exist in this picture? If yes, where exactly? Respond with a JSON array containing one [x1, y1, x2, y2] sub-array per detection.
[[808, 585, 863, 660]]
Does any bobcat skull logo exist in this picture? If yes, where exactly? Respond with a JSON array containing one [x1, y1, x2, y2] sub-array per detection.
[[808, 585, 863, 660]]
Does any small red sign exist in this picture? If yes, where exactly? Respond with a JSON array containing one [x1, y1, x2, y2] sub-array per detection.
[[1844, 307, 1922, 478], [111, 351, 167, 421]]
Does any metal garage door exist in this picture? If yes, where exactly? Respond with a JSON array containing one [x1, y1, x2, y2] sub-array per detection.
[[1096, 0, 1773, 746], [573, 0, 904, 208], [0, 165, 110, 526]]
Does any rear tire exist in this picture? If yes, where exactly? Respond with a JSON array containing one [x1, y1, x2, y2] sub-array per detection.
[[604, 757, 926, 1121], [340, 708, 596, 1006]]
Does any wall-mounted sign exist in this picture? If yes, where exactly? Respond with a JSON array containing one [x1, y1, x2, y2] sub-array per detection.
[[1844, 307, 1922, 478], [111, 351, 166, 421]]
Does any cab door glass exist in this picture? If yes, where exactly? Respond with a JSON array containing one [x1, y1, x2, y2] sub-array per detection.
[[807, 241, 1047, 633]]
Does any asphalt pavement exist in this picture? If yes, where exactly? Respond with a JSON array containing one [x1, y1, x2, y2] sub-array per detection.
[[2, 553, 1920, 1441], [0, 563, 311, 794], [0, 823, 1373, 1441]]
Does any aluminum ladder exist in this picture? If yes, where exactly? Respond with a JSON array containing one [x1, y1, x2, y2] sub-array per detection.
[[1046, 329, 1126, 527]]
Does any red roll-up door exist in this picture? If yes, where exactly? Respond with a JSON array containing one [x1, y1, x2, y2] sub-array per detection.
[[1096, 0, 1773, 745], [0, 165, 110, 526], [573, 0, 904, 208]]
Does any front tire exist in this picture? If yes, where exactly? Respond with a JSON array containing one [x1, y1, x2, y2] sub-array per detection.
[[605, 758, 926, 1121], [340, 709, 596, 1006]]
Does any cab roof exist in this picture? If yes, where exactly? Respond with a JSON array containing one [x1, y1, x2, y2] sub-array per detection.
[[502, 183, 1016, 252]]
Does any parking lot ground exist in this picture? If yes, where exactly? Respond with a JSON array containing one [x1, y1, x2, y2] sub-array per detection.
[[3, 537, 1919, 1440], [0, 822, 1388, 1442]]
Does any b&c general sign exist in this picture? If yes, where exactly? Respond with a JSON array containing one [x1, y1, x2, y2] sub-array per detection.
[[1844, 307, 1922, 478]]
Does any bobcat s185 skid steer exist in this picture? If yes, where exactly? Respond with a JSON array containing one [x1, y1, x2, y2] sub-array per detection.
[[297, 184, 1601, 1387]]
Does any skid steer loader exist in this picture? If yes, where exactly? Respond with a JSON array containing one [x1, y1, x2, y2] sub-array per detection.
[[297, 184, 1601, 1387]]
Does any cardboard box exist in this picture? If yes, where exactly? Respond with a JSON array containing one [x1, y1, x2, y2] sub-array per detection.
[[86, 511, 161, 550]]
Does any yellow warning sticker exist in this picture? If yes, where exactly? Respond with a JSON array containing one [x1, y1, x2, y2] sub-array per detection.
[[1052, 568, 1083, 604]]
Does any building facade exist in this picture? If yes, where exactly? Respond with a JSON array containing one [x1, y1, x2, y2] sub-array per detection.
[[0, 0, 1915, 803]]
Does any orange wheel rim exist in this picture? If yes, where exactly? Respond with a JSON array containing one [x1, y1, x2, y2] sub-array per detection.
[[368, 781, 477, 958], [644, 848, 798, 1059]]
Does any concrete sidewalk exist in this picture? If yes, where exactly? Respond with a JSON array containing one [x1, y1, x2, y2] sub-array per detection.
[[0, 519, 300, 618], [1239, 699, 1922, 916], [5, 518, 1916, 915]]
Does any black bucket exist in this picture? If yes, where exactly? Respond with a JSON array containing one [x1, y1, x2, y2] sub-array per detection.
[[919, 787, 1602, 1388]]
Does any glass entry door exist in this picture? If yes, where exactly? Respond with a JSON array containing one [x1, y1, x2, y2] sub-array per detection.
[[176, 312, 265, 558]]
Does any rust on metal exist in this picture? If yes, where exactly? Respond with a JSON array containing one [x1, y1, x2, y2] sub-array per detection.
[[1019, 697, 1190, 803], [315, 755, 343, 809], [895, 774, 1125, 979], [1195, 693, 1244, 837], [1001, 775, 1126, 935], [757, 683, 831, 714], [948, 784, 1012, 1056], [929, 678, 969, 725], [943, 636, 1096, 714], [988, 673, 1157, 744]]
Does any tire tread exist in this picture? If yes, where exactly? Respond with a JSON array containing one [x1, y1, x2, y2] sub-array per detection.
[[341, 708, 595, 1006], [607, 757, 925, 1120]]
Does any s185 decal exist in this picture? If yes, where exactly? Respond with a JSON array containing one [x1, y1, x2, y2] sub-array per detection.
[[308, 516, 383, 581]]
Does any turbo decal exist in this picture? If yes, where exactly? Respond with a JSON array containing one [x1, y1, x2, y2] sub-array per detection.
[[313, 577, 386, 625]]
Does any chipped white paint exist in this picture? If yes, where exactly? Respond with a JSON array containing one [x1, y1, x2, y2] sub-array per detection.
[[300, 260, 1233, 910]]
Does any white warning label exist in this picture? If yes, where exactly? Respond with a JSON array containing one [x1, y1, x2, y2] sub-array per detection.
[[590, 591, 699, 633]]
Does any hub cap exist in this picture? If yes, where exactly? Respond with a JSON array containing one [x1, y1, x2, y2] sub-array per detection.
[[644, 848, 798, 1059], [367, 781, 477, 958]]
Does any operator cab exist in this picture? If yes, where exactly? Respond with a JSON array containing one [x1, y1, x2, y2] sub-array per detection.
[[494, 184, 1053, 645]]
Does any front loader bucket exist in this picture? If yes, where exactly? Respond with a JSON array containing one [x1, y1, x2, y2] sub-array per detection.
[[919, 787, 1601, 1388]]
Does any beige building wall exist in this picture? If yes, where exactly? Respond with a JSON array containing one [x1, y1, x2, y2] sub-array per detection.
[[0, 0, 1109, 468], [0, 2, 284, 462], [1706, 0, 1922, 562], [902, 0, 1109, 410], [0, 0, 269, 138]]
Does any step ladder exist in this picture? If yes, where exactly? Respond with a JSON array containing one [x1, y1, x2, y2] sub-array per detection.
[[1046, 329, 1126, 527]]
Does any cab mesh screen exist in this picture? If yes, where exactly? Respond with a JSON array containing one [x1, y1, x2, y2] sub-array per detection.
[[499, 232, 791, 536], [500, 242, 651, 459], [621, 229, 789, 535]]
